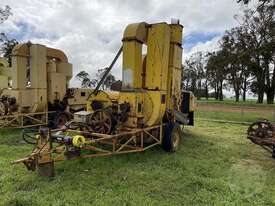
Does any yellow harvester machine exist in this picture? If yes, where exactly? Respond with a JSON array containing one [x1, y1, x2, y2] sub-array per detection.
[[12, 21, 195, 176], [0, 43, 91, 128]]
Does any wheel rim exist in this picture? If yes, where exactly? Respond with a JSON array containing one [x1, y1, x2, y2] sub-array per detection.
[[88, 110, 112, 134], [0, 102, 7, 116]]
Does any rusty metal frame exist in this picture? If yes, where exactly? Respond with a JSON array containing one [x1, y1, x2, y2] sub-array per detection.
[[11, 123, 166, 177], [54, 124, 164, 161], [12, 124, 165, 165], [0, 111, 54, 129]]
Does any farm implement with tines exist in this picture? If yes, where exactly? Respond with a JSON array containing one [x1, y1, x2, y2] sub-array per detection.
[[247, 120, 275, 157]]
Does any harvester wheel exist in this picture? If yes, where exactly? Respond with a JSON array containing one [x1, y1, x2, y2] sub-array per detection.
[[162, 122, 182, 152]]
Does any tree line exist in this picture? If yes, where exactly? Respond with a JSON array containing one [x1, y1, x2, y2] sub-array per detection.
[[182, 0, 274, 104]]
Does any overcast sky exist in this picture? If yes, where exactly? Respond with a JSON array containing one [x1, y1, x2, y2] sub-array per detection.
[[0, 0, 251, 87]]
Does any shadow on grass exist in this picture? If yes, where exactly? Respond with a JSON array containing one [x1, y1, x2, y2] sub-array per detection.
[[0, 128, 24, 146]]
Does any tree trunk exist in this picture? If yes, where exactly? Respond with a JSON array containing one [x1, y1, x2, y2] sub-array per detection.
[[197, 80, 202, 100], [242, 76, 247, 102], [191, 78, 196, 95], [266, 89, 274, 104], [219, 80, 223, 101], [205, 80, 209, 100], [257, 89, 264, 103], [235, 89, 240, 102], [265, 64, 275, 104], [233, 80, 240, 102], [242, 92, 246, 102], [254, 57, 265, 104], [215, 82, 219, 100], [257, 72, 265, 104]]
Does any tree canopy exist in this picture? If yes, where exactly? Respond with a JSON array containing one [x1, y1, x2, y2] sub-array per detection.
[[76, 68, 117, 90], [0, 5, 18, 65]]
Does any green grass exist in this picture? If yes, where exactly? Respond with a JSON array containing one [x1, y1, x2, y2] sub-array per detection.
[[196, 98, 275, 107], [1, 119, 275, 205]]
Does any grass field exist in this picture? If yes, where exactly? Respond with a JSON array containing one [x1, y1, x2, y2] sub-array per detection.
[[1, 117, 275, 205]]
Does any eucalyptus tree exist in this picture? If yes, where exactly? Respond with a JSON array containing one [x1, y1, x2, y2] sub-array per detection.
[[240, 6, 274, 103], [0, 5, 18, 65]]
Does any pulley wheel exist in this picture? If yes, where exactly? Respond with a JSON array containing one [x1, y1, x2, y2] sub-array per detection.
[[88, 109, 112, 134], [0, 102, 7, 116]]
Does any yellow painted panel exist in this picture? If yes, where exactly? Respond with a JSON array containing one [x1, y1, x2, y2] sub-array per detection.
[[169, 44, 182, 68], [143, 91, 166, 126], [30, 44, 47, 89], [170, 24, 183, 45], [122, 41, 142, 89], [145, 23, 170, 90], [0, 76, 8, 88], [47, 73, 66, 103], [123, 22, 147, 43], [57, 62, 73, 81], [11, 56, 27, 89]]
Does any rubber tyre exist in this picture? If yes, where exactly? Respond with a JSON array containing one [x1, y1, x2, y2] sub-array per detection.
[[162, 122, 182, 152]]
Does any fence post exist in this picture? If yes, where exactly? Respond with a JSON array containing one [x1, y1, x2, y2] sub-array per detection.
[[241, 107, 244, 122]]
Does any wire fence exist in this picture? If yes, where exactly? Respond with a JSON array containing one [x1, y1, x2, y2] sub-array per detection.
[[195, 103, 275, 125]]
